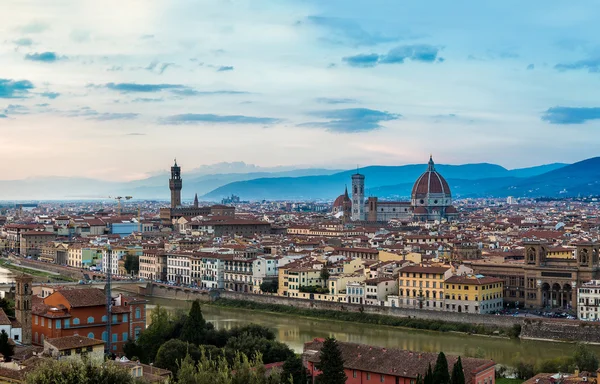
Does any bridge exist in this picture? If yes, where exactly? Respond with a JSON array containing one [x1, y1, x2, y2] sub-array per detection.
[[0, 280, 146, 295]]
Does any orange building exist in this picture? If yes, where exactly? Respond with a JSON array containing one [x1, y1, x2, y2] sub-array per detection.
[[32, 288, 147, 354]]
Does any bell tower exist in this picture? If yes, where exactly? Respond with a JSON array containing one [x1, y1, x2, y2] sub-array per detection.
[[169, 159, 182, 208], [351, 171, 365, 221], [14, 274, 33, 345]]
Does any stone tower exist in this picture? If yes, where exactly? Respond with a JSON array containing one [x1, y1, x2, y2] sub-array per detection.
[[14, 274, 33, 345], [351, 171, 365, 221], [169, 159, 182, 208]]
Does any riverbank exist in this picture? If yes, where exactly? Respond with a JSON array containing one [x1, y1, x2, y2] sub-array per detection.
[[0, 259, 76, 283], [208, 297, 522, 338]]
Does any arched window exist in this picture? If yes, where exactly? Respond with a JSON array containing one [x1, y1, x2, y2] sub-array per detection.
[[87, 317, 94, 324], [73, 318, 80, 325], [88, 332, 94, 339], [135, 308, 141, 319], [35, 332, 38, 343], [102, 331, 108, 342], [102, 315, 107, 322]]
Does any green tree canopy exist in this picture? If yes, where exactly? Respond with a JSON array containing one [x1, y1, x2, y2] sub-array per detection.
[[315, 337, 346, 384], [0, 330, 14, 362], [260, 280, 278, 294], [155, 339, 201, 378], [180, 300, 208, 345], [432, 352, 450, 384], [450, 356, 466, 384], [282, 354, 308, 384], [25, 359, 140, 384], [573, 343, 599, 372], [423, 363, 433, 384], [225, 333, 294, 365]]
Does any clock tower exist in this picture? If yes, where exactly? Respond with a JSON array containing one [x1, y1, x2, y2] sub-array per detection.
[[14, 274, 33, 345]]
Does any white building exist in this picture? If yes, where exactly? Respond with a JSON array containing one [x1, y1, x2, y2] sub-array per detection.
[[101, 247, 127, 276], [365, 277, 399, 306], [167, 253, 191, 285], [0, 308, 22, 343], [346, 281, 365, 305], [252, 256, 278, 293], [578, 280, 600, 320], [198, 254, 225, 289]]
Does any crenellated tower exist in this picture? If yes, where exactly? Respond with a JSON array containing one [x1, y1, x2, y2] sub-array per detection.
[[169, 159, 182, 208]]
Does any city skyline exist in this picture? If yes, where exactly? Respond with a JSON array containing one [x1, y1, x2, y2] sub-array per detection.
[[1, 0, 600, 181]]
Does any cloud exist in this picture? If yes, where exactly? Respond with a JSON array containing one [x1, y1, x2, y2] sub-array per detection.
[[170, 89, 249, 97], [343, 44, 443, 67], [0, 114, 7, 119], [40, 92, 60, 99], [301, 108, 400, 132], [3, 104, 29, 115], [0, 79, 34, 98], [13, 38, 33, 47], [217, 66, 234, 72], [342, 53, 380, 67], [24, 52, 64, 62], [90, 113, 139, 121], [107, 66, 123, 72], [104, 83, 186, 93], [64, 107, 138, 121], [140, 34, 154, 40], [161, 113, 280, 125], [17, 21, 49, 34], [541, 106, 600, 124], [315, 97, 358, 104], [145, 61, 174, 74], [526, 64, 535, 70], [132, 97, 164, 103], [554, 58, 600, 73], [304, 16, 400, 46], [126, 132, 146, 136]]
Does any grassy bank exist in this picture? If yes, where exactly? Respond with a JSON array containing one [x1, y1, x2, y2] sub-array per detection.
[[210, 298, 521, 338], [0, 259, 76, 282], [496, 379, 524, 384]]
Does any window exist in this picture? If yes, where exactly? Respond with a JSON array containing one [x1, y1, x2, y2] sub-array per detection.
[[48, 319, 52, 328], [135, 308, 141, 319], [87, 316, 94, 324], [41, 317, 44, 326], [35, 316, 38, 325], [380, 375, 385, 382], [88, 332, 94, 339], [123, 314, 128, 322], [73, 318, 80, 325], [102, 332, 108, 342], [102, 315, 108, 322], [112, 315, 117, 323], [122, 332, 128, 341], [134, 327, 141, 340], [112, 334, 117, 343], [367, 373, 371, 380], [64, 319, 70, 328], [353, 370, 357, 378]]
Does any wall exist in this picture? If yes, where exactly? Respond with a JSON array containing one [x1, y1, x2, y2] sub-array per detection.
[[521, 319, 600, 343]]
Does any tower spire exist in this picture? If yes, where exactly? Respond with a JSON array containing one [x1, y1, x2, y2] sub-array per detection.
[[428, 155, 435, 171], [194, 193, 199, 208]]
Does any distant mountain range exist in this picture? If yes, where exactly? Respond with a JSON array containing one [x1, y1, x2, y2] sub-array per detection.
[[3, 158, 599, 201], [202, 162, 577, 200]]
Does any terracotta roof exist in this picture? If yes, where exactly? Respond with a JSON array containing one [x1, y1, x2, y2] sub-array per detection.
[[400, 265, 450, 274], [445, 275, 503, 285], [52, 288, 106, 308], [0, 309, 11, 326], [46, 335, 104, 350]]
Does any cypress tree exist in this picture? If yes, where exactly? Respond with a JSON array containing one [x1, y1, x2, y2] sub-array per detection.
[[432, 352, 450, 384], [450, 356, 466, 384], [180, 300, 207, 345], [0, 330, 13, 362], [424, 363, 433, 384], [316, 337, 346, 384]]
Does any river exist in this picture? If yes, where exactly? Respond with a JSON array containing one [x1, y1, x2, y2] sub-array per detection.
[[137, 294, 600, 367]]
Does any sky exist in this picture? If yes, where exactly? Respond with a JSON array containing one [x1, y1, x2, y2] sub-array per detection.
[[1, 0, 600, 181]]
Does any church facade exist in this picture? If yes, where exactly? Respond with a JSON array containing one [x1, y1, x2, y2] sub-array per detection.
[[333, 156, 458, 223]]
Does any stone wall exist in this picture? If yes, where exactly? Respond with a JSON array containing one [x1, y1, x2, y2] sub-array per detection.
[[521, 319, 600, 343]]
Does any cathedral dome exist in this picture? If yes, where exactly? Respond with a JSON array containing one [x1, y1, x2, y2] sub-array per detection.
[[411, 156, 451, 201], [333, 193, 350, 209]]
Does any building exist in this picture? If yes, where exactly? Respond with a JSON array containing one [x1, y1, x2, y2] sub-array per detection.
[[444, 275, 504, 314], [159, 160, 235, 225], [252, 256, 278, 293], [351, 172, 365, 221], [0, 308, 22, 343], [348, 156, 458, 223], [167, 252, 191, 285], [331, 187, 352, 223], [398, 265, 452, 310], [14, 274, 32, 345], [466, 242, 600, 310], [20, 231, 56, 258], [577, 280, 600, 320], [32, 289, 147, 354], [303, 339, 496, 384], [43, 335, 105, 363], [365, 276, 398, 306]]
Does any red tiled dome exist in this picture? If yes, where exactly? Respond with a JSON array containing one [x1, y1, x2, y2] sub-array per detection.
[[445, 206, 458, 214], [333, 194, 349, 208], [413, 206, 428, 214], [411, 156, 451, 199]]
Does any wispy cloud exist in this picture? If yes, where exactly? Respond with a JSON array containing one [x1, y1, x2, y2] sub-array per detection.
[[17, 21, 49, 34], [0, 79, 34, 98], [145, 61, 175, 74], [126, 132, 146, 136], [217, 66, 234, 72], [526, 64, 535, 70], [13, 38, 33, 47], [40, 92, 60, 99], [104, 83, 186, 93], [541, 106, 600, 124], [343, 44, 443, 68], [554, 58, 600, 73], [0, 114, 7, 119], [132, 97, 164, 103], [161, 113, 280, 125], [170, 89, 249, 97], [315, 97, 358, 104], [301, 108, 400, 133], [3, 104, 29, 115], [304, 16, 400, 46], [64, 107, 139, 121], [24, 52, 65, 63]]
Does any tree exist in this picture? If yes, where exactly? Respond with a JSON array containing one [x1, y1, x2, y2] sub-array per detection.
[[155, 339, 201, 378], [315, 337, 346, 384], [450, 356, 465, 384], [432, 352, 450, 384], [225, 332, 294, 364], [180, 300, 207, 345], [573, 343, 599, 372], [135, 304, 177, 363], [0, 330, 14, 362], [282, 354, 308, 384], [0, 297, 15, 317], [260, 280, 278, 294], [123, 254, 139, 275], [423, 363, 433, 384], [25, 359, 139, 384], [320, 267, 330, 282]]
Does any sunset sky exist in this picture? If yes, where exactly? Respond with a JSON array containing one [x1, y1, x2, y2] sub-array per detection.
[[1, 0, 599, 181]]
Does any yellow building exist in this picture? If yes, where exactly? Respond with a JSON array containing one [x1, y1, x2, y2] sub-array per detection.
[[398, 265, 452, 310], [444, 275, 504, 314], [286, 267, 324, 298], [547, 246, 575, 259]]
